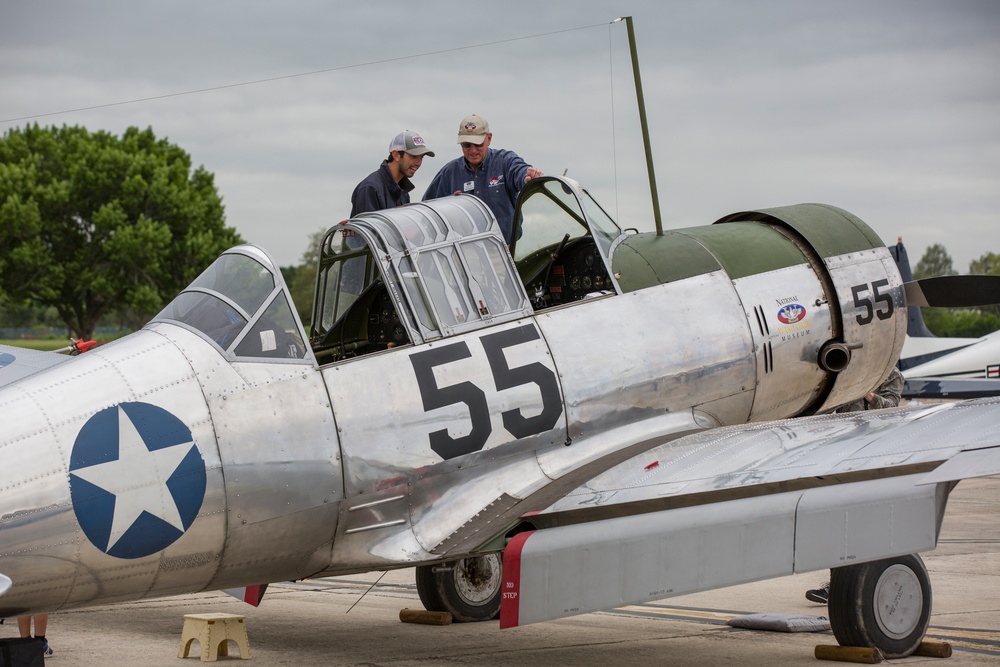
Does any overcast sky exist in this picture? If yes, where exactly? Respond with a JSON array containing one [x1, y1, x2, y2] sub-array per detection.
[[2, 1, 998, 273]]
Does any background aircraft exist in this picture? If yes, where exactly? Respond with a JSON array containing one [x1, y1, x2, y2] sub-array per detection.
[[890, 240, 1000, 398], [2, 178, 998, 660]]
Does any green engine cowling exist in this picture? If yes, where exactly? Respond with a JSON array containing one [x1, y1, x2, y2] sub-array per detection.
[[612, 204, 905, 417]]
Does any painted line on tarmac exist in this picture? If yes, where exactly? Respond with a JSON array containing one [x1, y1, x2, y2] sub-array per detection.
[[924, 626, 1000, 657], [279, 578, 417, 595], [611, 604, 737, 624], [938, 538, 1000, 544]]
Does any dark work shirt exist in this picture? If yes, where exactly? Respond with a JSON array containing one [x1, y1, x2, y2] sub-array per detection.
[[350, 161, 414, 217], [422, 148, 530, 243]]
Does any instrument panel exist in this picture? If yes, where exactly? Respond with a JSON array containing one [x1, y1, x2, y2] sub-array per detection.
[[367, 287, 409, 349], [526, 238, 613, 309]]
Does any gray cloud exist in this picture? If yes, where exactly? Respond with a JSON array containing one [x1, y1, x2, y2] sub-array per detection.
[[2, 0, 997, 273]]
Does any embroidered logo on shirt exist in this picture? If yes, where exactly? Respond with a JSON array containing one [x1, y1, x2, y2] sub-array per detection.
[[489, 176, 504, 188], [464, 180, 475, 192]]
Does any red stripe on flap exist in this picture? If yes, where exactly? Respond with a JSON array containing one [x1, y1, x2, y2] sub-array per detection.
[[500, 531, 533, 629]]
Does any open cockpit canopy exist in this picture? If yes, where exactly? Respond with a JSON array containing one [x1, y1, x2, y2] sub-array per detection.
[[311, 195, 533, 360], [512, 177, 624, 306], [511, 176, 624, 270]]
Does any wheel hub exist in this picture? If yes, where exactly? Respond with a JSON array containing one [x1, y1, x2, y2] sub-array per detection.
[[873, 563, 924, 639], [453, 554, 502, 606]]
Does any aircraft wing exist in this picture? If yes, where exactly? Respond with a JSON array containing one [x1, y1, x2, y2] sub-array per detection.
[[501, 398, 1000, 628], [0, 343, 75, 389]]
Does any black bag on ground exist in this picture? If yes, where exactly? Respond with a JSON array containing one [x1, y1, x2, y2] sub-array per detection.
[[0, 637, 44, 667]]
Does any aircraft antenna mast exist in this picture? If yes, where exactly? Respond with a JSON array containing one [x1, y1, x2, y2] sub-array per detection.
[[615, 16, 663, 235]]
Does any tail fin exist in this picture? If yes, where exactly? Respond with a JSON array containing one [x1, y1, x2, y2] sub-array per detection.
[[889, 239, 935, 338]]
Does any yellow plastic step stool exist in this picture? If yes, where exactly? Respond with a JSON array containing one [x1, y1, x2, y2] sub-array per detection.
[[178, 613, 252, 661]]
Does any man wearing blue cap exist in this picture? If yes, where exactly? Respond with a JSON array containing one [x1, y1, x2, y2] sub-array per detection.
[[351, 130, 435, 216]]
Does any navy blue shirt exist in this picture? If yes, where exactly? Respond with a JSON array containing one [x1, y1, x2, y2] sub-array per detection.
[[351, 161, 414, 217], [422, 148, 530, 243]]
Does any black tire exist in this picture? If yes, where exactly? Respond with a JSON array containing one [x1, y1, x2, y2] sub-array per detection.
[[829, 554, 931, 658], [414, 554, 502, 622], [415, 563, 447, 612]]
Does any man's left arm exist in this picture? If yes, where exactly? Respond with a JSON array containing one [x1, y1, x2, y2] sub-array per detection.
[[866, 367, 905, 409]]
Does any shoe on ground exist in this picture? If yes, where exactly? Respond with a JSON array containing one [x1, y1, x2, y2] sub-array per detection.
[[805, 582, 830, 604], [41, 638, 53, 657]]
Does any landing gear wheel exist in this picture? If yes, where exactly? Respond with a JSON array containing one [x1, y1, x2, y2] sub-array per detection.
[[415, 554, 502, 622], [829, 554, 931, 658]]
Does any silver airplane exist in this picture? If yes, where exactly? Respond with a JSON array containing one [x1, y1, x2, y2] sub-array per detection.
[[2, 176, 998, 659]]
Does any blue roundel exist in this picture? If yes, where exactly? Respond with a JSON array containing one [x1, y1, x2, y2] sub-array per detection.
[[0, 352, 15, 368], [69, 402, 207, 559]]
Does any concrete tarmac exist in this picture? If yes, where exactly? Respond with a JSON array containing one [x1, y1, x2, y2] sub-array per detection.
[[3, 476, 997, 666]]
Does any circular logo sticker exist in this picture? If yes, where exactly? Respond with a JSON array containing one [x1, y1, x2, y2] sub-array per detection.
[[69, 402, 206, 559], [777, 303, 807, 325]]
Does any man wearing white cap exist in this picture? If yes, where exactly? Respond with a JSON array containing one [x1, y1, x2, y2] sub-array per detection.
[[422, 114, 542, 243], [350, 130, 435, 216]]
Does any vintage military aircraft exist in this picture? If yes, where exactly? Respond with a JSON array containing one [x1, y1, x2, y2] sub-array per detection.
[[889, 240, 1000, 398], [2, 177, 999, 659]]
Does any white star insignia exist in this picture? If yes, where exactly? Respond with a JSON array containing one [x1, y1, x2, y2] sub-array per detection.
[[72, 406, 195, 551]]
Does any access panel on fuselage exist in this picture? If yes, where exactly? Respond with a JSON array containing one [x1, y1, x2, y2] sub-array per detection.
[[732, 264, 832, 421], [536, 270, 758, 443], [208, 360, 344, 585]]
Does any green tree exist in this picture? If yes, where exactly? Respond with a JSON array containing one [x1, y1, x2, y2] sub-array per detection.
[[968, 252, 1000, 318], [0, 124, 243, 339], [968, 252, 1000, 276], [913, 243, 956, 280], [0, 298, 65, 332], [282, 229, 326, 327], [914, 246, 1000, 336], [922, 307, 1000, 338]]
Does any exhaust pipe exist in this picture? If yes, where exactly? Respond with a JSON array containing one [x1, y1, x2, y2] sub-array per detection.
[[818, 340, 862, 373]]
